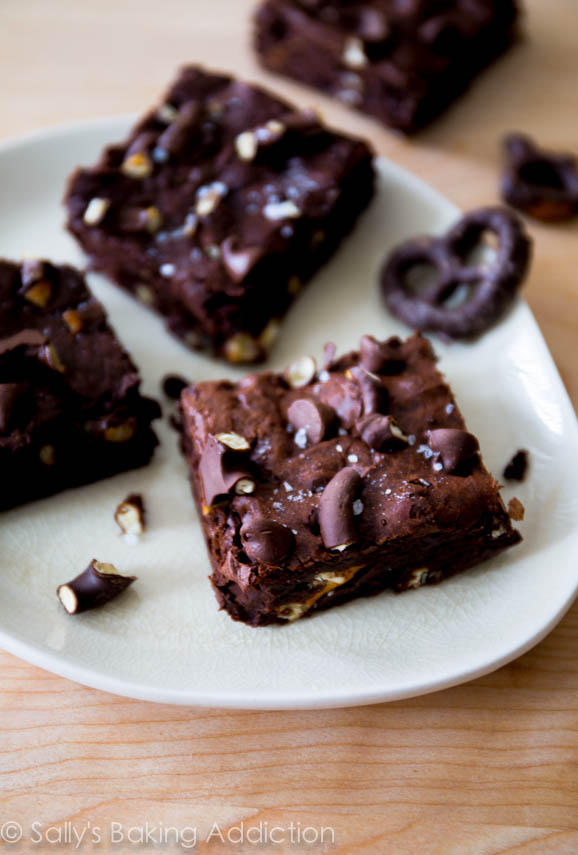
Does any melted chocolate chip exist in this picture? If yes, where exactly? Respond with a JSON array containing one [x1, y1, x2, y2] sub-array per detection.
[[319, 466, 363, 550], [428, 428, 479, 474], [287, 398, 334, 444], [240, 519, 295, 565]]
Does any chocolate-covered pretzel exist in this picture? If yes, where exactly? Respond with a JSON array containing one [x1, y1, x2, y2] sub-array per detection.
[[501, 134, 578, 221], [380, 207, 532, 339], [57, 560, 137, 615]]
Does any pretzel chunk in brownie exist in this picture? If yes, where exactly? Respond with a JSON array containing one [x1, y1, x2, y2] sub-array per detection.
[[65, 66, 375, 364], [180, 333, 521, 626]]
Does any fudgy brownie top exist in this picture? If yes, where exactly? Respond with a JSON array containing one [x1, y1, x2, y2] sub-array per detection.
[[0, 259, 153, 440], [182, 334, 509, 581], [258, 0, 518, 77], [65, 66, 373, 308]]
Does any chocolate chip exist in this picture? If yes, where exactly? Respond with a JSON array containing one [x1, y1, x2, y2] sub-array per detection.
[[428, 428, 479, 474], [221, 237, 264, 282], [240, 519, 295, 564], [319, 466, 363, 550], [161, 373, 190, 400], [0, 328, 46, 355], [199, 434, 254, 507], [347, 365, 388, 415], [57, 559, 137, 615], [287, 398, 334, 444], [503, 449, 529, 481], [357, 413, 408, 450], [359, 335, 405, 374]]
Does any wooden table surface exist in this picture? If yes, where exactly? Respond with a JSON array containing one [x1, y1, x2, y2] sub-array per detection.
[[1, 1, 577, 852]]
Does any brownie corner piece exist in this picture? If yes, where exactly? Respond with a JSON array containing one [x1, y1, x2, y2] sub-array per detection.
[[180, 332, 521, 627], [0, 258, 160, 511], [64, 65, 375, 364], [254, 1, 520, 133]]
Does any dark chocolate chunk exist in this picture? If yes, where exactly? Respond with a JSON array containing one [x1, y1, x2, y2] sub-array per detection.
[[429, 428, 479, 474], [380, 206, 532, 339], [57, 559, 137, 615], [240, 519, 295, 564], [115, 493, 146, 536], [287, 398, 334, 444], [162, 373, 190, 400], [356, 413, 408, 451], [501, 134, 578, 221], [319, 466, 363, 550], [503, 449, 529, 482], [199, 434, 255, 507]]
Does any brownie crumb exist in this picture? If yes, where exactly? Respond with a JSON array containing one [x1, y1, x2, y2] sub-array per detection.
[[503, 449, 529, 481], [507, 497, 525, 522]]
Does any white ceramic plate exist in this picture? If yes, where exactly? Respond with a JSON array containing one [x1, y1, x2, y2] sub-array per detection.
[[1, 117, 577, 709]]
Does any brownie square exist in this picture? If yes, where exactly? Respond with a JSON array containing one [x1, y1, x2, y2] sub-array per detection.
[[255, 0, 520, 133], [64, 66, 375, 364], [180, 333, 521, 626], [0, 259, 160, 511]]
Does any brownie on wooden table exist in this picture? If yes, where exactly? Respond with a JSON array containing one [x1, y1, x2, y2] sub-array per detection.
[[180, 333, 521, 626], [0, 259, 160, 511], [65, 66, 375, 364], [255, 0, 520, 134]]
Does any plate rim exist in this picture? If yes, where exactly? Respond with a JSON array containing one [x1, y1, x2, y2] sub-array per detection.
[[1, 116, 578, 709]]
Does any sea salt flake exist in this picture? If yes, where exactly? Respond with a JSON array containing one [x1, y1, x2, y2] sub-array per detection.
[[294, 427, 308, 449], [283, 481, 294, 492], [353, 499, 364, 516], [347, 453, 358, 463]]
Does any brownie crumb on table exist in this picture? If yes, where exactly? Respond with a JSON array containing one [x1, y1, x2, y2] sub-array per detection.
[[503, 448, 529, 481], [0, 258, 160, 511], [65, 65, 375, 364], [254, 0, 521, 134], [180, 333, 522, 627]]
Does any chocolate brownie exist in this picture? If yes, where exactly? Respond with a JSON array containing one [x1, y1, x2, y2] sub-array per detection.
[[0, 259, 160, 511], [180, 333, 521, 626], [254, 0, 520, 133], [64, 66, 375, 364]]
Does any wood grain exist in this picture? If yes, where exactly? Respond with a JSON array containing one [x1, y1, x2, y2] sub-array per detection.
[[1, 1, 578, 852]]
